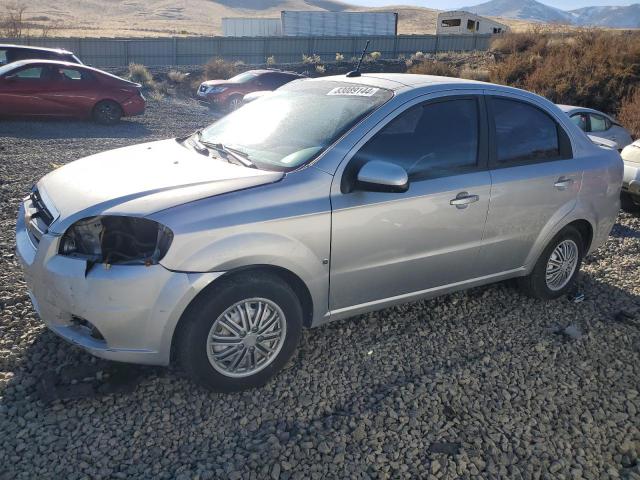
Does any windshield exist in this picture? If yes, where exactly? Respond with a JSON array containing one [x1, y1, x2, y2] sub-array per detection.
[[200, 80, 393, 171], [229, 72, 258, 83]]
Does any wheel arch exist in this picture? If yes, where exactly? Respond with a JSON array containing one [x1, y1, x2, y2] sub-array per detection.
[[92, 98, 123, 114], [169, 264, 314, 364], [567, 218, 594, 253], [524, 215, 596, 274]]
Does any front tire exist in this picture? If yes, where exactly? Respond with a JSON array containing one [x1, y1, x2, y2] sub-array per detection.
[[93, 100, 123, 125], [518, 226, 583, 300], [227, 95, 243, 112], [177, 273, 303, 392]]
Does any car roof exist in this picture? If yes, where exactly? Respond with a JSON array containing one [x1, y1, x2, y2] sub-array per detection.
[[0, 59, 138, 85], [3, 59, 102, 73], [251, 69, 303, 77], [311, 73, 491, 91], [556, 104, 610, 117], [0, 43, 74, 55]]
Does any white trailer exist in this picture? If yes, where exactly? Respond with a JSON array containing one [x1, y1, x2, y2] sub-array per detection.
[[437, 11, 508, 35], [222, 18, 282, 37], [280, 11, 398, 37]]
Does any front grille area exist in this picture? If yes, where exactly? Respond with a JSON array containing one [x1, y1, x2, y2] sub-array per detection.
[[25, 188, 54, 245]]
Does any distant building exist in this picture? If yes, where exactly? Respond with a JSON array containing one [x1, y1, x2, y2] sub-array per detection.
[[436, 11, 509, 35], [222, 11, 398, 37], [222, 18, 282, 37]]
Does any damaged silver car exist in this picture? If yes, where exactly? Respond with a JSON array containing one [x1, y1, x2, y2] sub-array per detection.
[[16, 74, 622, 391]]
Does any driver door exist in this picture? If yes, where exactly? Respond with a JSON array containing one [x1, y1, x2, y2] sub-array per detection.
[[0, 64, 54, 116], [329, 94, 492, 311]]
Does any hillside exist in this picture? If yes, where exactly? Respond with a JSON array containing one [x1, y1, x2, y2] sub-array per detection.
[[570, 4, 640, 28], [462, 0, 573, 24], [14, 0, 529, 37], [463, 0, 640, 27]]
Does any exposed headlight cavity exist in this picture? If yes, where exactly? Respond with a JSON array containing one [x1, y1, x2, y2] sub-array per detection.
[[59, 216, 173, 266]]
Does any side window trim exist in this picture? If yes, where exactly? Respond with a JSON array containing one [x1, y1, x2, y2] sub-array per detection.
[[486, 95, 573, 169], [340, 94, 489, 193]]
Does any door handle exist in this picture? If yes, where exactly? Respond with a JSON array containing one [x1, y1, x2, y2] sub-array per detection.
[[554, 177, 574, 190], [450, 192, 479, 209]]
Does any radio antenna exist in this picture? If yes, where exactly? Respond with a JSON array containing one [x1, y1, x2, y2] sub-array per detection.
[[346, 40, 370, 78]]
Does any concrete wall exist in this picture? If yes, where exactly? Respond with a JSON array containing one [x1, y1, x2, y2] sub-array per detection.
[[0, 34, 495, 67]]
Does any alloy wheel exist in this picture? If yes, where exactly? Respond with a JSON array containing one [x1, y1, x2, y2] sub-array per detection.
[[545, 239, 579, 291], [229, 97, 242, 111], [206, 298, 287, 378]]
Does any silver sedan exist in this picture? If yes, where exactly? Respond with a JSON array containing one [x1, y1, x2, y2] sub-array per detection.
[[557, 104, 633, 151], [16, 74, 622, 391]]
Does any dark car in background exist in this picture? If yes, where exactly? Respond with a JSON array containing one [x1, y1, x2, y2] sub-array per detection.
[[0, 60, 145, 124], [0, 44, 82, 67], [197, 69, 305, 111]]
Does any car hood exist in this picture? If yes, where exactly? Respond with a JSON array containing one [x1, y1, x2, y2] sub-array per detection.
[[622, 141, 640, 164], [39, 139, 284, 234]]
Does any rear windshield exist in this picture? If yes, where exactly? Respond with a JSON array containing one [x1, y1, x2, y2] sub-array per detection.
[[200, 80, 393, 171]]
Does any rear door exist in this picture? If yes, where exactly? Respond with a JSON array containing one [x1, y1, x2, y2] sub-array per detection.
[[330, 93, 492, 311], [42, 66, 97, 116], [476, 94, 582, 275]]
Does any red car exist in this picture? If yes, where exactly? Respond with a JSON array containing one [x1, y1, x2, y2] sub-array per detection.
[[0, 60, 145, 124], [197, 69, 305, 111]]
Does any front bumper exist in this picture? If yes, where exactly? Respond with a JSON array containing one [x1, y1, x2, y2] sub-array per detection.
[[623, 162, 640, 196], [16, 202, 222, 366], [196, 90, 228, 107]]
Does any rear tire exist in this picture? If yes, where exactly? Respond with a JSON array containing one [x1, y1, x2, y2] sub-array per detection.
[[177, 272, 303, 392], [621, 192, 640, 213], [518, 225, 583, 300], [93, 100, 123, 125]]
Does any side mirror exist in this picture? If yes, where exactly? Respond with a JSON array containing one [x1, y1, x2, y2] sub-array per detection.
[[356, 160, 409, 193], [3, 74, 16, 82]]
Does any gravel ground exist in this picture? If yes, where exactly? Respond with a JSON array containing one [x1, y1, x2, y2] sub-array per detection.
[[1, 98, 639, 480]]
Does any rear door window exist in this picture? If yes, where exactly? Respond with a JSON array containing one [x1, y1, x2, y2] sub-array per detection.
[[259, 73, 295, 90], [59, 68, 92, 81], [0, 49, 7, 65], [491, 97, 569, 167], [589, 113, 610, 132]]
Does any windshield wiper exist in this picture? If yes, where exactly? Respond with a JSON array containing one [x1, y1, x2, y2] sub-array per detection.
[[201, 141, 256, 168], [176, 129, 210, 156]]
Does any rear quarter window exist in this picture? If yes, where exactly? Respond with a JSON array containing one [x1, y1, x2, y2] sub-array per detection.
[[0, 49, 7, 65]]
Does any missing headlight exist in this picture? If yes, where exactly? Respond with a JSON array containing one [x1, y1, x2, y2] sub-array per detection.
[[59, 216, 173, 266]]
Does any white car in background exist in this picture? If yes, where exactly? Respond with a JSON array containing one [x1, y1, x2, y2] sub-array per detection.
[[621, 140, 640, 211], [557, 105, 633, 151]]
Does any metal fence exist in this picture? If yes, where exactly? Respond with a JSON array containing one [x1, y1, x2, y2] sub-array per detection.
[[1, 34, 494, 67]]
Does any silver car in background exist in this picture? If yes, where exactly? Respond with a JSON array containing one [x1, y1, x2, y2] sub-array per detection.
[[621, 140, 640, 211], [16, 74, 622, 391], [558, 104, 633, 151]]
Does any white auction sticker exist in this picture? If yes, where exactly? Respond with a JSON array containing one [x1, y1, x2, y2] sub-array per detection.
[[327, 86, 379, 97]]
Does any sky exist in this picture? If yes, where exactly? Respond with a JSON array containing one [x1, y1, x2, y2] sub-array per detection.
[[347, 0, 639, 9]]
